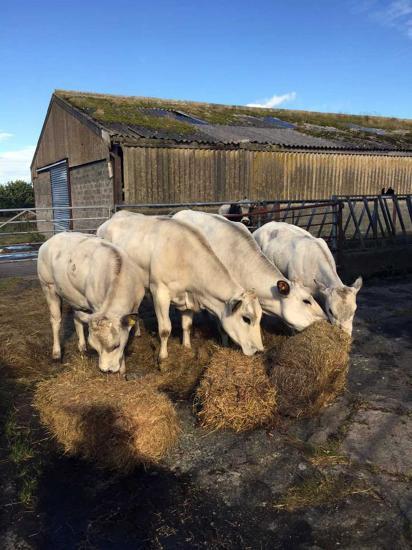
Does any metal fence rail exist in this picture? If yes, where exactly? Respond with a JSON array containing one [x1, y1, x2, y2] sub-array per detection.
[[115, 199, 339, 249], [1, 195, 411, 263], [335, 194, 412, 249], [0, 206, 111, 262]]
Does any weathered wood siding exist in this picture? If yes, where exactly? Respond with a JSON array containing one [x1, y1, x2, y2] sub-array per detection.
[[31, 100, 109, 173], [124, 147, 412, 202]]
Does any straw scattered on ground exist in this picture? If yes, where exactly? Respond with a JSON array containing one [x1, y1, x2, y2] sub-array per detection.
[[34, 365, 181, 472], [268, 321, 351, 418], [195, 348, 278, 432]]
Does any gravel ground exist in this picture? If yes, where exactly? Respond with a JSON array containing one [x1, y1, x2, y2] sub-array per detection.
[[0, 274, 411, 549]]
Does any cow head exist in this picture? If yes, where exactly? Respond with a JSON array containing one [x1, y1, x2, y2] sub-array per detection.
[[221, 289, 263, 355], [228, 201, 252, 225], [315, 276, 362, 335], [75, 312, 138, 374], [239, 199, 253, 225], [275, 279, 327, 331]]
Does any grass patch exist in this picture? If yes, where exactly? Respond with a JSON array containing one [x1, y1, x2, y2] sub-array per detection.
[[3, 408, 43, 508], [275, 473, 374, 512], [0, 277, 22, 292], [63, 96, 194, 135], [57, 91, 412, 132], [306, 440, 349, 468], [0, 232, 45, 246]]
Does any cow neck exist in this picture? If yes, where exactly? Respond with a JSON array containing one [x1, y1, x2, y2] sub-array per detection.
[[195, 284, 241, 320], [318, 262, 344, 289], [99, 263, 136, 318]]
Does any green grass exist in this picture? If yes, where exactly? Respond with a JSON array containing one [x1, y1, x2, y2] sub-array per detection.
[[3, 407, 43, 508], [0, 277, 21, 292], [57, 90, 412, 132], [306, 440, 349, 468], [275, 473, 374, 512], [65, 96, 194, 134], [0, 217, 45, 246], [0, 232, 45, 246]]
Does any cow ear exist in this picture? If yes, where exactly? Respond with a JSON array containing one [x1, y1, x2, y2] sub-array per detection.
[[74, 310, 92, 323], [228, 298, 243, 314], [121, 313, 139, 328], [314, 279, 328, 293], [277, 280, 290, 296], [351, 276, 363, 293]]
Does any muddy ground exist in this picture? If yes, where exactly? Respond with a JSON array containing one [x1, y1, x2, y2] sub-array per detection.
[[0, 271, 411, 549]]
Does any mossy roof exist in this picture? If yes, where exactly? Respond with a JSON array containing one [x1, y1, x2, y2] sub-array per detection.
[[55, 90, 412, 151]]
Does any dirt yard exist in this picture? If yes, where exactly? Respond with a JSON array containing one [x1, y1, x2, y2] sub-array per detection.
[[0, 271, 411, 549]]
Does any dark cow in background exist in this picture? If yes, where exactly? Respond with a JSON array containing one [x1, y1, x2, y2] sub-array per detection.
[[218, 199, 273, 227], [218, 198, 255, 226]]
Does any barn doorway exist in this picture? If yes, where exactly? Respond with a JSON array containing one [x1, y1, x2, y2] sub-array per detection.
[[50, 160, 71, 231]]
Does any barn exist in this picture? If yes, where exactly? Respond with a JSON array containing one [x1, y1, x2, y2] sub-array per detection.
[[31, 90, 412, 229]]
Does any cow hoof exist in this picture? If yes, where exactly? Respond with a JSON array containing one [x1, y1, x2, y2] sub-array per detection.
[[125, 372, 139, 381], [158, 358, 170, 373], [52, 355, 62, 363], [78, 346, 87, 354]]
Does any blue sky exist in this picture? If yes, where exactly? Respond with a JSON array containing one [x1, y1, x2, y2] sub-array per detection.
[[1, 0, 412, 183]]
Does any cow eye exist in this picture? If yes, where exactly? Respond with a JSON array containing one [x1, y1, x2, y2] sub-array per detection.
[[242, 316, 251, 325], [303, 299, 311, 305]]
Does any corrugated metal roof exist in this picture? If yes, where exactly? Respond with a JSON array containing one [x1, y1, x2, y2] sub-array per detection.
[[55, 90, 412, 152], [102, 121, 376, 150], [197, 125, 343, 148]]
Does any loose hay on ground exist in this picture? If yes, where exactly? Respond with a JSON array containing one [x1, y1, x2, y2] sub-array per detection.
[[125, 326, 215, 399], [195, 349, 278, 432], [34, 366, 181, 472], [268, 321, 351, 418]]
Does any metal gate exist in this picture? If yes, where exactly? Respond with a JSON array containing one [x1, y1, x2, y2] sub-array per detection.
[[50, 161, 70, 231]]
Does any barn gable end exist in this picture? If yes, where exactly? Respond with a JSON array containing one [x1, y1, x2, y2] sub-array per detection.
[[31, 96, 114, 233]]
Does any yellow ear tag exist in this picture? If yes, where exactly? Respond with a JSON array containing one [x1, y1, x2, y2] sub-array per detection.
[[128, 317, 136, 327]]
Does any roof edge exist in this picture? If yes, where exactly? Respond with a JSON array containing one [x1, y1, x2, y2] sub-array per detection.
[[31, 93, 112, 172], [54, 89, 412, 125]]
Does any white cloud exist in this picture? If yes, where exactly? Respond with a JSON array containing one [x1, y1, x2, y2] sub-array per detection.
[[382, 0, 412, 22], [246, 91, 297, 109], [0, 146, 36, 183], [355, 0, 412, 39], [0, 131, 13, 143]]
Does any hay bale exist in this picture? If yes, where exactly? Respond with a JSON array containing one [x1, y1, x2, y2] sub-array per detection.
[[34, 366, 180, 472], [268, 321, 351, 418], [195, 349, 277, 432]]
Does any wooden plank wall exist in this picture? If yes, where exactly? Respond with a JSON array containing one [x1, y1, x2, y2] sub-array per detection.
[[124, 147, 412, 203], [32, 102, 109, 173]]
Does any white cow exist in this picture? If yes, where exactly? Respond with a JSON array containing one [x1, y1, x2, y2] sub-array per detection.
[[97, 211, 263, 358], [172, 210, 326, 331], [253, 221, 362, 335], [37, 232, 145, 374]]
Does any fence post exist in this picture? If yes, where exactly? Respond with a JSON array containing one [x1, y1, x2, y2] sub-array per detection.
[[331, 197, 338, 254], [333, 198, 344, 269]]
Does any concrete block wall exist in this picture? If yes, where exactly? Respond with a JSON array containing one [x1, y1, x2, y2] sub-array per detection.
[[70, 160, 113, 231]]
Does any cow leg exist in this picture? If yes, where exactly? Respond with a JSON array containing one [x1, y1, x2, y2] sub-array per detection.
[[181, 310, 193, 348], [151, 285, 172, 361], [119, 356, 126, 376], [218, 322, 229, 347], [73, 315, 87, 354], [134, 286, 146, 337], [42, 283, 62, 360]]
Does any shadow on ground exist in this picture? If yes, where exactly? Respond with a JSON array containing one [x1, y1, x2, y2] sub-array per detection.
[[0, 274, 411, 549]]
